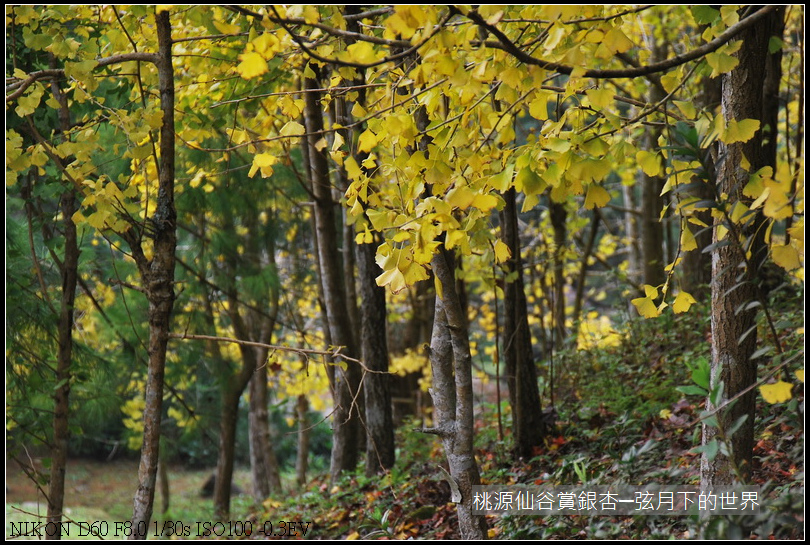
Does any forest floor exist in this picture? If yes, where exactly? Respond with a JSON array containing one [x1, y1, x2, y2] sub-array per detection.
[[6, 298, 804, 540]]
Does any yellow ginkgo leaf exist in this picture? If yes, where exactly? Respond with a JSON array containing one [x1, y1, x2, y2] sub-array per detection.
[[672, 290, 697, 314], [279, 121, 305, 137], [637, 150, 662, 177], [771, 244, 801, 271], [236, 51, 268, 79], [759, 381, 793, 404], [631, 296, 659, 319], [721, 118, 760, 145], [795, 370, 804, 383], [493, 240, 511, 264], [584, 185, 610, 209]]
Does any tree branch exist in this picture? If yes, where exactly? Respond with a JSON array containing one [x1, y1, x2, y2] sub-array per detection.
[[6, 52, 157, 103], [466, 5, 779, 79]]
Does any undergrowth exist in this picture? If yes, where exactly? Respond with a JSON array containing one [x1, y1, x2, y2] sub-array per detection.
[[254, 295, 803, 540]]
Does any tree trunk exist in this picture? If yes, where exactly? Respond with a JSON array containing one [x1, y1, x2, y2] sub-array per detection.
[[295, 393, 310, 487], [549, 200, 567, 347], [701, 7, 782, 487], [622, 184, 642, 293], [213, 382, 243, 520], [500, 188, 545, 459], [640, 43, 668, 289], [425, 247, 488, 539], [303, 71, 362, 481], [681, 72, 720, 301], [157, 456, 170, 517], [46, 55, 80, 542], [47, 188, 79, 541], [130, 11, 176, 538], [249, 361, 282, 501], [358, 236, 395, 475]]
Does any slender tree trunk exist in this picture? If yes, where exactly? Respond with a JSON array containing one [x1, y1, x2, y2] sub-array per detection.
[[424, 247, 488, 539], [214, 379, 247, 520], [295, 393, 310, 487], [130, 11, 176, 538], [47, 188, 79, 540], [157, 456, 170, 517], [701, 7, 782, 487], [303, 71, 362, 481], [500, 188, 545, 459], [46, 55, 79, 542], [623, 184, 642, 293], [549, 200, 567, 347], [358, 236, 395, 475], [682, 72, 720, 301], [249, 359, 282, 501], [640, 43, 668, 289]]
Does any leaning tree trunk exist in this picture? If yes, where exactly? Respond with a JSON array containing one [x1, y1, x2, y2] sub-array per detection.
[[500, 188, 545, 460], [129, 11, 177, 539], [424, 247, 488, 539], [701, 6, 783, 487], [303, 70, 362, 481]]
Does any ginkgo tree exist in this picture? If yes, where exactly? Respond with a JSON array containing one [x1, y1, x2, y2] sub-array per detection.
[[7, 5, 803, 541]]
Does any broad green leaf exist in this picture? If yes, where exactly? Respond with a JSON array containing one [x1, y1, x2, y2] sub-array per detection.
[[677, 385, 708, 396], [721, 118, 759, 144], [672, 291, 697, 314], [760, 381, 793, 404], [692, 5, 720, 25], [515, 166, 546, 196]]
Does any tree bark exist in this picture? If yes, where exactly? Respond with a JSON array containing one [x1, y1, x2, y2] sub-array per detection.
[[130, 11, 177, 538], [295, 393, 310, 487], [701, 7, 783, 487], [640, 43, 668, 289], [499, 188, 545, 459], [47, 187, 79, 541], [681, 71, 720, 301], [426, 247, 488, 539], [358, 236, 395, 475], [46, 55, 79, 542], [303, 71, 362, 481], [549, 200, 567, 347], [249, 360, 282, 501]]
